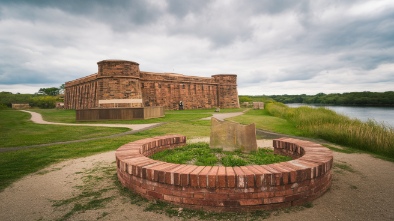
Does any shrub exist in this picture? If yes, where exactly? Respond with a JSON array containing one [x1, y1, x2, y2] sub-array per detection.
[[265, 102, 394, 157]]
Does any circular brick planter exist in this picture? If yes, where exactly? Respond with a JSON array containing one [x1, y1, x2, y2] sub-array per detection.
[[116, 135, 333, 212]]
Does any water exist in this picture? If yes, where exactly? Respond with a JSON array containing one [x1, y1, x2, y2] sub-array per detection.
[[286, 103, 394, 128]]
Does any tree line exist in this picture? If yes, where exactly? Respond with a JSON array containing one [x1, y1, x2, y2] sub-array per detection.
[[240, 91, 394, 106], [0, 85, 64, 109]]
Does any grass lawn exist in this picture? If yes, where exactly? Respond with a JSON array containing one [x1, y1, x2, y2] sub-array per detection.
[[0, 108, 232, 191], [31, 108, 245, 124], [151, 142, 291, 166], [0, 110, 129, 148], [228, 109, 305, 136], [3, 106, 387, 193]]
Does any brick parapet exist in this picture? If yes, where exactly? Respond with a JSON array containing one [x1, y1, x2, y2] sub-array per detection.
[[64, 60, 240, 110], [116, 135, 333, 211]]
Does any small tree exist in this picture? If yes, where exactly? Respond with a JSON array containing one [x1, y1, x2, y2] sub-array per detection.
[[59, 84, 65, 95], [38, 87, 60, 96]]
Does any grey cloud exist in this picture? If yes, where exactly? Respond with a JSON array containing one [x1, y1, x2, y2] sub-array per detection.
[[1, 0, 163, 31], [1, 0, 394, 95], [246, 0, 310, 15], [167, 0, 210, 18]]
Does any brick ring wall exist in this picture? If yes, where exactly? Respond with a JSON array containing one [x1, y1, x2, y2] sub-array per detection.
[[116, 135, 333, 212]]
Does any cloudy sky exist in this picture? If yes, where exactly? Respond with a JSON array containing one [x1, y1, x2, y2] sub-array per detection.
[[0, 0, 393, 95]]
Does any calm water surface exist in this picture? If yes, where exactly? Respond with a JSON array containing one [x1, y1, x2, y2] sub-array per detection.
[[286, 104, 394, 128]]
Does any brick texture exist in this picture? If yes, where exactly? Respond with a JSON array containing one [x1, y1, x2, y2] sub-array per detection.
[[64, 59, 239, 110], [115, 135, 333, 212]]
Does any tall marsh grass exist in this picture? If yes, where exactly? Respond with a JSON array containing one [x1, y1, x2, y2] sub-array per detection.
[[265, 102, 394, 157]]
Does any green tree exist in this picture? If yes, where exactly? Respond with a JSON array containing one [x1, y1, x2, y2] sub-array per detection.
[[59, 84, 65, 94], [38, 87, 60, 96], [239, 96, 252, 103]]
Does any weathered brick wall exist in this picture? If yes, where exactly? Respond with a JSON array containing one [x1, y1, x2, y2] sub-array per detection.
[[64, 75, 98, 109], [140, 72, 219, 109], [65, 60, 240, 110], [213, 75, 239, 108], [115, 135, 333, 212], [97, 60, 143, 108]]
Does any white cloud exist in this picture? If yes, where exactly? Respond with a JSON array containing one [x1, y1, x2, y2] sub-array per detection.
[[0, 0, 393, 95]]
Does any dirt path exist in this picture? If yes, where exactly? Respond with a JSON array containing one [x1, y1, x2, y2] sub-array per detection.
[[201, 111, 245, 121], [1, 111, 393, 220], [0, 111, 163, 153], [21, 110, 160, 130], [1, 137, 393, 221]]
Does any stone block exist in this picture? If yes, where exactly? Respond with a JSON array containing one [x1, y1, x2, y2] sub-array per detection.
[[253, 102, 264, 109], [210, 117, 257, 153]]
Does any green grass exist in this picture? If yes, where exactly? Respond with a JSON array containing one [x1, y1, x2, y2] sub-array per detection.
[[323, 144, 359, 154], [0, 110, 129, 147], [263, 102, 394, 158], [0, 134, 143, 191], [0, 108, 246, 191], [32, 108, 245, 124], [151, 142, 291, 166], [334, 162, 356, 173], [52, 162, 117, 221], [0, 106, 324, 219], [229, 109, 304, 136]]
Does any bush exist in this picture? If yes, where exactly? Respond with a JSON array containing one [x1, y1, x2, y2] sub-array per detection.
[[0, 103, 9, 110], [265, 102, 394, 157], [30, 96, 57, 108]]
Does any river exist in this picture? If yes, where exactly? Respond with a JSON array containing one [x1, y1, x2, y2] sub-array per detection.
[[286, 104, 394, 128]]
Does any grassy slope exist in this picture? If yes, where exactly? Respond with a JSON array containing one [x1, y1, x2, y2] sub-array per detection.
[[0, 110, 128, 147], [228, 109, 304, 136], [0, 108, 220, 191], [2, 106, 392, 192]]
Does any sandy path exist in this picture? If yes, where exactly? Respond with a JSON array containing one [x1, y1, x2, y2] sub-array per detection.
[[1, 137, 393, 221], [21, 110, 160, 131], [2, 111, 393, 220], [201, 111, 245, 121]]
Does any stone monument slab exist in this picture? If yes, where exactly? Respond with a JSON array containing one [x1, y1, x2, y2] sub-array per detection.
[[210, 117, 257, 153]]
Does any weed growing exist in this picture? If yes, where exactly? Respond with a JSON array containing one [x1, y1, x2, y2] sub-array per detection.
[[151, 142, 291, 166], [264, 102, 394, 158], [323, 144, 359, 154], [52, 162, 117, 221], [334, 162, 356, 173]]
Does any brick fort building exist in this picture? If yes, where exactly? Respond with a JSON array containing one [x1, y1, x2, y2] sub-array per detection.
[[64, 60, 240, 110]]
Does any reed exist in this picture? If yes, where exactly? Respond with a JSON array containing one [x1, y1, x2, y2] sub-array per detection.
[[265, 102, 394, 157]]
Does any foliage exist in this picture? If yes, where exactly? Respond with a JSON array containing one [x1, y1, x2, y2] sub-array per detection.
[[0, 91, 62, 108], [267, 91, 394, 106], [238, 96, 253, 103], [38, 87, 60, 96], [151, 142, 291, 166], [30, 95, 58, 108], [229, 109, 304, 136], [238, 95, 276, 103], [0, 103, 8, 110], [265, 102, 394, 157], [0, 91, 33, 107]]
